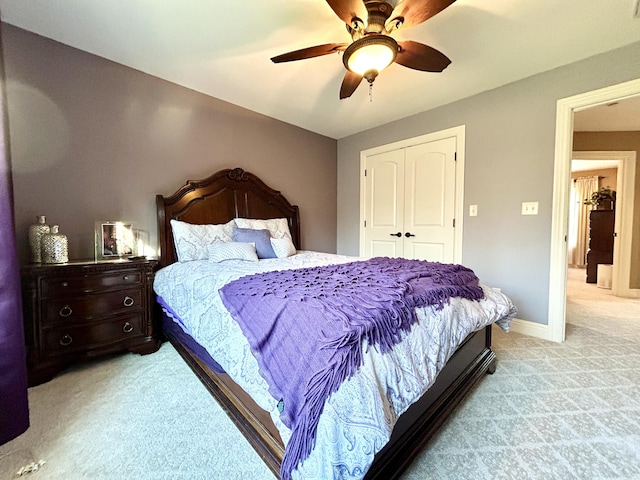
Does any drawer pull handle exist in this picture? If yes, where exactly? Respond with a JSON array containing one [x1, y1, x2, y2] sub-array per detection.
[[61, 281, 69, 287], [123, 296, 135, 307], [59, 305, 73, 317], [59, 334, 73, 346], [123, 322, 134, 333], [123, 275, 129, 281]]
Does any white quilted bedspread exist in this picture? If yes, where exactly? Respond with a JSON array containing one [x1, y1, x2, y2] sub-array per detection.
[[154, 251, 516, 480]]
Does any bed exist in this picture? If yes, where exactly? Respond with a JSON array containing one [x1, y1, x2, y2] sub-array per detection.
[[154, 167, 516, 480]]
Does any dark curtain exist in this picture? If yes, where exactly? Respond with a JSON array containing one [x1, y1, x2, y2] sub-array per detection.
[[0, 22, 29, 446]]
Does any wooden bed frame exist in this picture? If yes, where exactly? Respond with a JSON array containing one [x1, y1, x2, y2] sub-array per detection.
[[156, 167, 497, 479]]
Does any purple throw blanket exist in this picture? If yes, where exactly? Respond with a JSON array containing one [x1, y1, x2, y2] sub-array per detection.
[[219, 257, 483, 479]]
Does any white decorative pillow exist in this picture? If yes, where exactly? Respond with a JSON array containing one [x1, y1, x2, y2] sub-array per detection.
[[206, 242, 258, 263], [270, 237, 296, 258], [170, 219, 236, 262], [234, 218, 292, 240]]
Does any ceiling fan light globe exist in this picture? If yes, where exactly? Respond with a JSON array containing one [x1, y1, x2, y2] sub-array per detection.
[[343, 35, 398, 77]]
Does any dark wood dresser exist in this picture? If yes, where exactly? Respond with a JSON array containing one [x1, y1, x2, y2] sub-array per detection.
[[21, 258, 160, 386], [586, 209, 615, 283]]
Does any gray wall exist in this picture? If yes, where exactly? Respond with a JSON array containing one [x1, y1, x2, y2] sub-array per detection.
[[337, 41, 640, 325], [2, 24, 337, 263]]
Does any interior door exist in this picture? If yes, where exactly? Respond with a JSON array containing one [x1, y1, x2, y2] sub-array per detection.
[[363, 136, 457, 262], [363, 149, 405, 258], [404, 137, 456, 262]]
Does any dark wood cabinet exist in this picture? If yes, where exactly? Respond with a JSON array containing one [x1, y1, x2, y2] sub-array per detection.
[[586, 209, 614, 283], [21, 258, 160, 385]]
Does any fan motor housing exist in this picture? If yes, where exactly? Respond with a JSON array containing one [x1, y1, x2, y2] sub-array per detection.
[[349, 1, 396, 39], [366, 1, 394, 33]]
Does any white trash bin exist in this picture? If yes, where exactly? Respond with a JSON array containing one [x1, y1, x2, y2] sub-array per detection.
[[597, 264, 613, 289]]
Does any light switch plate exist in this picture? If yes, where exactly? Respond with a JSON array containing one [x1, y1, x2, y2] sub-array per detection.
[[469, 205, 478, 217], [522, 202, 539, 215]]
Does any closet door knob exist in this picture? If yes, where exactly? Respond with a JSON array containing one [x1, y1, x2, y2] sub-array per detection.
[[390, 232, 402, 237], [405, 232, 415, 238]]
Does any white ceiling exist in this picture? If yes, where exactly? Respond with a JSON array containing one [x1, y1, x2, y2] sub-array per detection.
[[2, 0, 640, 139]]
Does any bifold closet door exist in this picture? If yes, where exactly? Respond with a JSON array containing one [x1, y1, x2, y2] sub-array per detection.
[[363, 136, 456, 262]]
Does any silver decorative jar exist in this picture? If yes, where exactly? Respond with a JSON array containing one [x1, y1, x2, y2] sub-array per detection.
[[28, 215, 50, 263], [41, 225, 69, 264]]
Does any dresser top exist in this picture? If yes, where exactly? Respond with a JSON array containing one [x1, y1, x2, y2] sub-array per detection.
[[21, 257, 158, 274]]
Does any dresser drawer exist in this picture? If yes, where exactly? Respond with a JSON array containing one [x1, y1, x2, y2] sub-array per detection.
[[41, 314, 144, 357], [42, 288, 143, 325], [42, 270, 142, 296]]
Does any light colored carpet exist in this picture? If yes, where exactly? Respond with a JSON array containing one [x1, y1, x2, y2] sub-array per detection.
[[0, 342, 274, 480], [401, 267, 640, 480], [1, 267, 639, 479]]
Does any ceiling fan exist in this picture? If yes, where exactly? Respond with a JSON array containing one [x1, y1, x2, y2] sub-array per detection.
[[271, 0, 456, 99]]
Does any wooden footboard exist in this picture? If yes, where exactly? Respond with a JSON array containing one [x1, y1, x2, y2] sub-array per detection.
[[165, 322, 494, 479]]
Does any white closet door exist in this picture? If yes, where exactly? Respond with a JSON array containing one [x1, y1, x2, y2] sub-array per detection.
[[363, 136, 457, 262], [363, 149, 405, 258], [403, 137, 457, 262]]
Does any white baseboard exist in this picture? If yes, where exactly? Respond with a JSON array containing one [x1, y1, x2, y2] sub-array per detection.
[[617, 288, 640, 299], [508, 318, 559, 343]]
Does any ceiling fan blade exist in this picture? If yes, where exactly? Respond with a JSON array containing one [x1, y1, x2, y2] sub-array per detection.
[[340, 71, 363, 99], [395, 41, 451, 72], [325, 0, 368, 27], [271, 43, 348, 63], [385, 0, 456, 31]]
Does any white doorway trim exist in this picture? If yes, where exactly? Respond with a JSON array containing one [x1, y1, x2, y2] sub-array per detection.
[[572, 150, 636, 297], [358, 125, 466, 263], [549, 78, 640, 343]]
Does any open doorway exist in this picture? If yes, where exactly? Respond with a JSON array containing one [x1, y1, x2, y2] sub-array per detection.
[[549, 79, 640, 343], [568, 151, 634, 295], [567, 155, 619, 286]]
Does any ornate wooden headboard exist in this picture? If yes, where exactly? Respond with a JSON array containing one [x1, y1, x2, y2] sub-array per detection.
[[156, 167, 301, 268]]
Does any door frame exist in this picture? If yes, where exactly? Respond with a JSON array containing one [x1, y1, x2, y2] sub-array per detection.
[[549, 78, 640, 343], [359, 125, 466, 263]]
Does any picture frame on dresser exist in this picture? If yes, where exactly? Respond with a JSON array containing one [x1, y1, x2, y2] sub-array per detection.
[[95, 221, 135, 259]]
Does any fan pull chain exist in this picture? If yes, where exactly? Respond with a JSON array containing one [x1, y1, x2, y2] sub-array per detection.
[[369, 82, 373, 102]]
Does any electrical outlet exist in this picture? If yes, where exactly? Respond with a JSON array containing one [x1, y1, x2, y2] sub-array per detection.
[[469, 205, 478, 217], [522, 202, 539, 215]]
